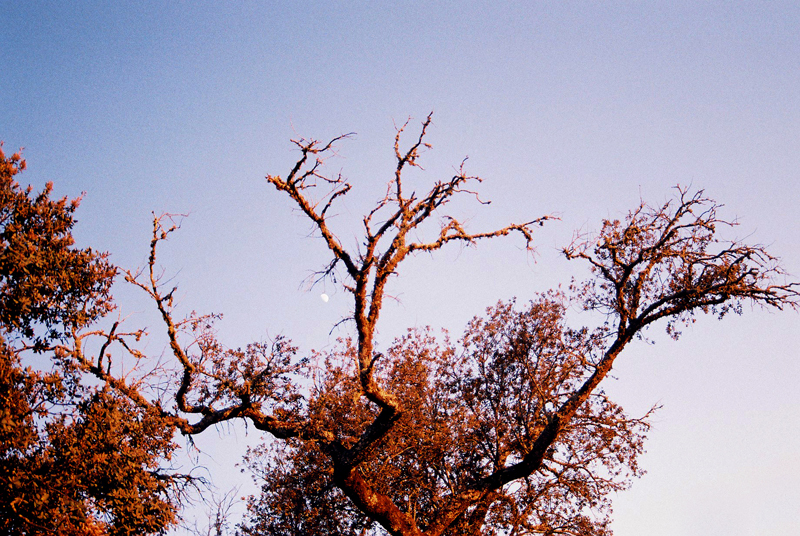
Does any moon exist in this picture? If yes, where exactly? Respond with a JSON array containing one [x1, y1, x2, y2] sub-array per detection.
[[320, 293, 329, 303]]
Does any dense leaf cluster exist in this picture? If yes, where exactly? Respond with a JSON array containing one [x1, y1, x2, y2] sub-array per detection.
[[0, 147, 179, 536], [0, 149, 115, 348], [243, 298, 649, 536]]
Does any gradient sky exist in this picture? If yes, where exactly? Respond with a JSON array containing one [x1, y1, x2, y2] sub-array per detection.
[[3, 2, 799, 534]]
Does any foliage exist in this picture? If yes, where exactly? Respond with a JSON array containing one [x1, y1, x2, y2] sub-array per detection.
[[243, 302, 650, 536], [0, 146, 180, 536], [229, 119, 795, 536], [0, 147, 115, 348], [113, 117, 792, 536]]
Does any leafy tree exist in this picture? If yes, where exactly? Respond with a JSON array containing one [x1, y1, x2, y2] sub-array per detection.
[[242, 314, 649, 536], [91, 116, 794, 536], [0, 146, 180, 536]]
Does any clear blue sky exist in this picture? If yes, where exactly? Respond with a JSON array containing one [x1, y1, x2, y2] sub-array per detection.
[[3, 2, 799, 534]]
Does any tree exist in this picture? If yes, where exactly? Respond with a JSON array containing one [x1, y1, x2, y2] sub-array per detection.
[[0, 146, 181, 536], [240, 158, 799, 534], [87, 116, 794, 536]]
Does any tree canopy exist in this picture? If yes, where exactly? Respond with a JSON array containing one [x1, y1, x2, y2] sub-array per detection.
[[1, 119, 797, 536], [236, 118, 797, 535], [0, 146, 180, 536]]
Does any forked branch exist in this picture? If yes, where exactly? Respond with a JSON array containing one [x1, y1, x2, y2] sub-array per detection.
[[263, 115, 552, 536]]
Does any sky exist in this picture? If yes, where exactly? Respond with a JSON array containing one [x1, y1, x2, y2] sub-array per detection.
[[3, 2, 799, 534]]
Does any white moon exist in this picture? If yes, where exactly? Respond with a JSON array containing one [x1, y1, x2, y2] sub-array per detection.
[[320, 293, 329, 303]]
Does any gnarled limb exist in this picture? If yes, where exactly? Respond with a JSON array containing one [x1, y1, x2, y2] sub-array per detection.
[[425, 187, 798, 534], [106, 214, 327, 442], [262, 115, 551, 535]]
